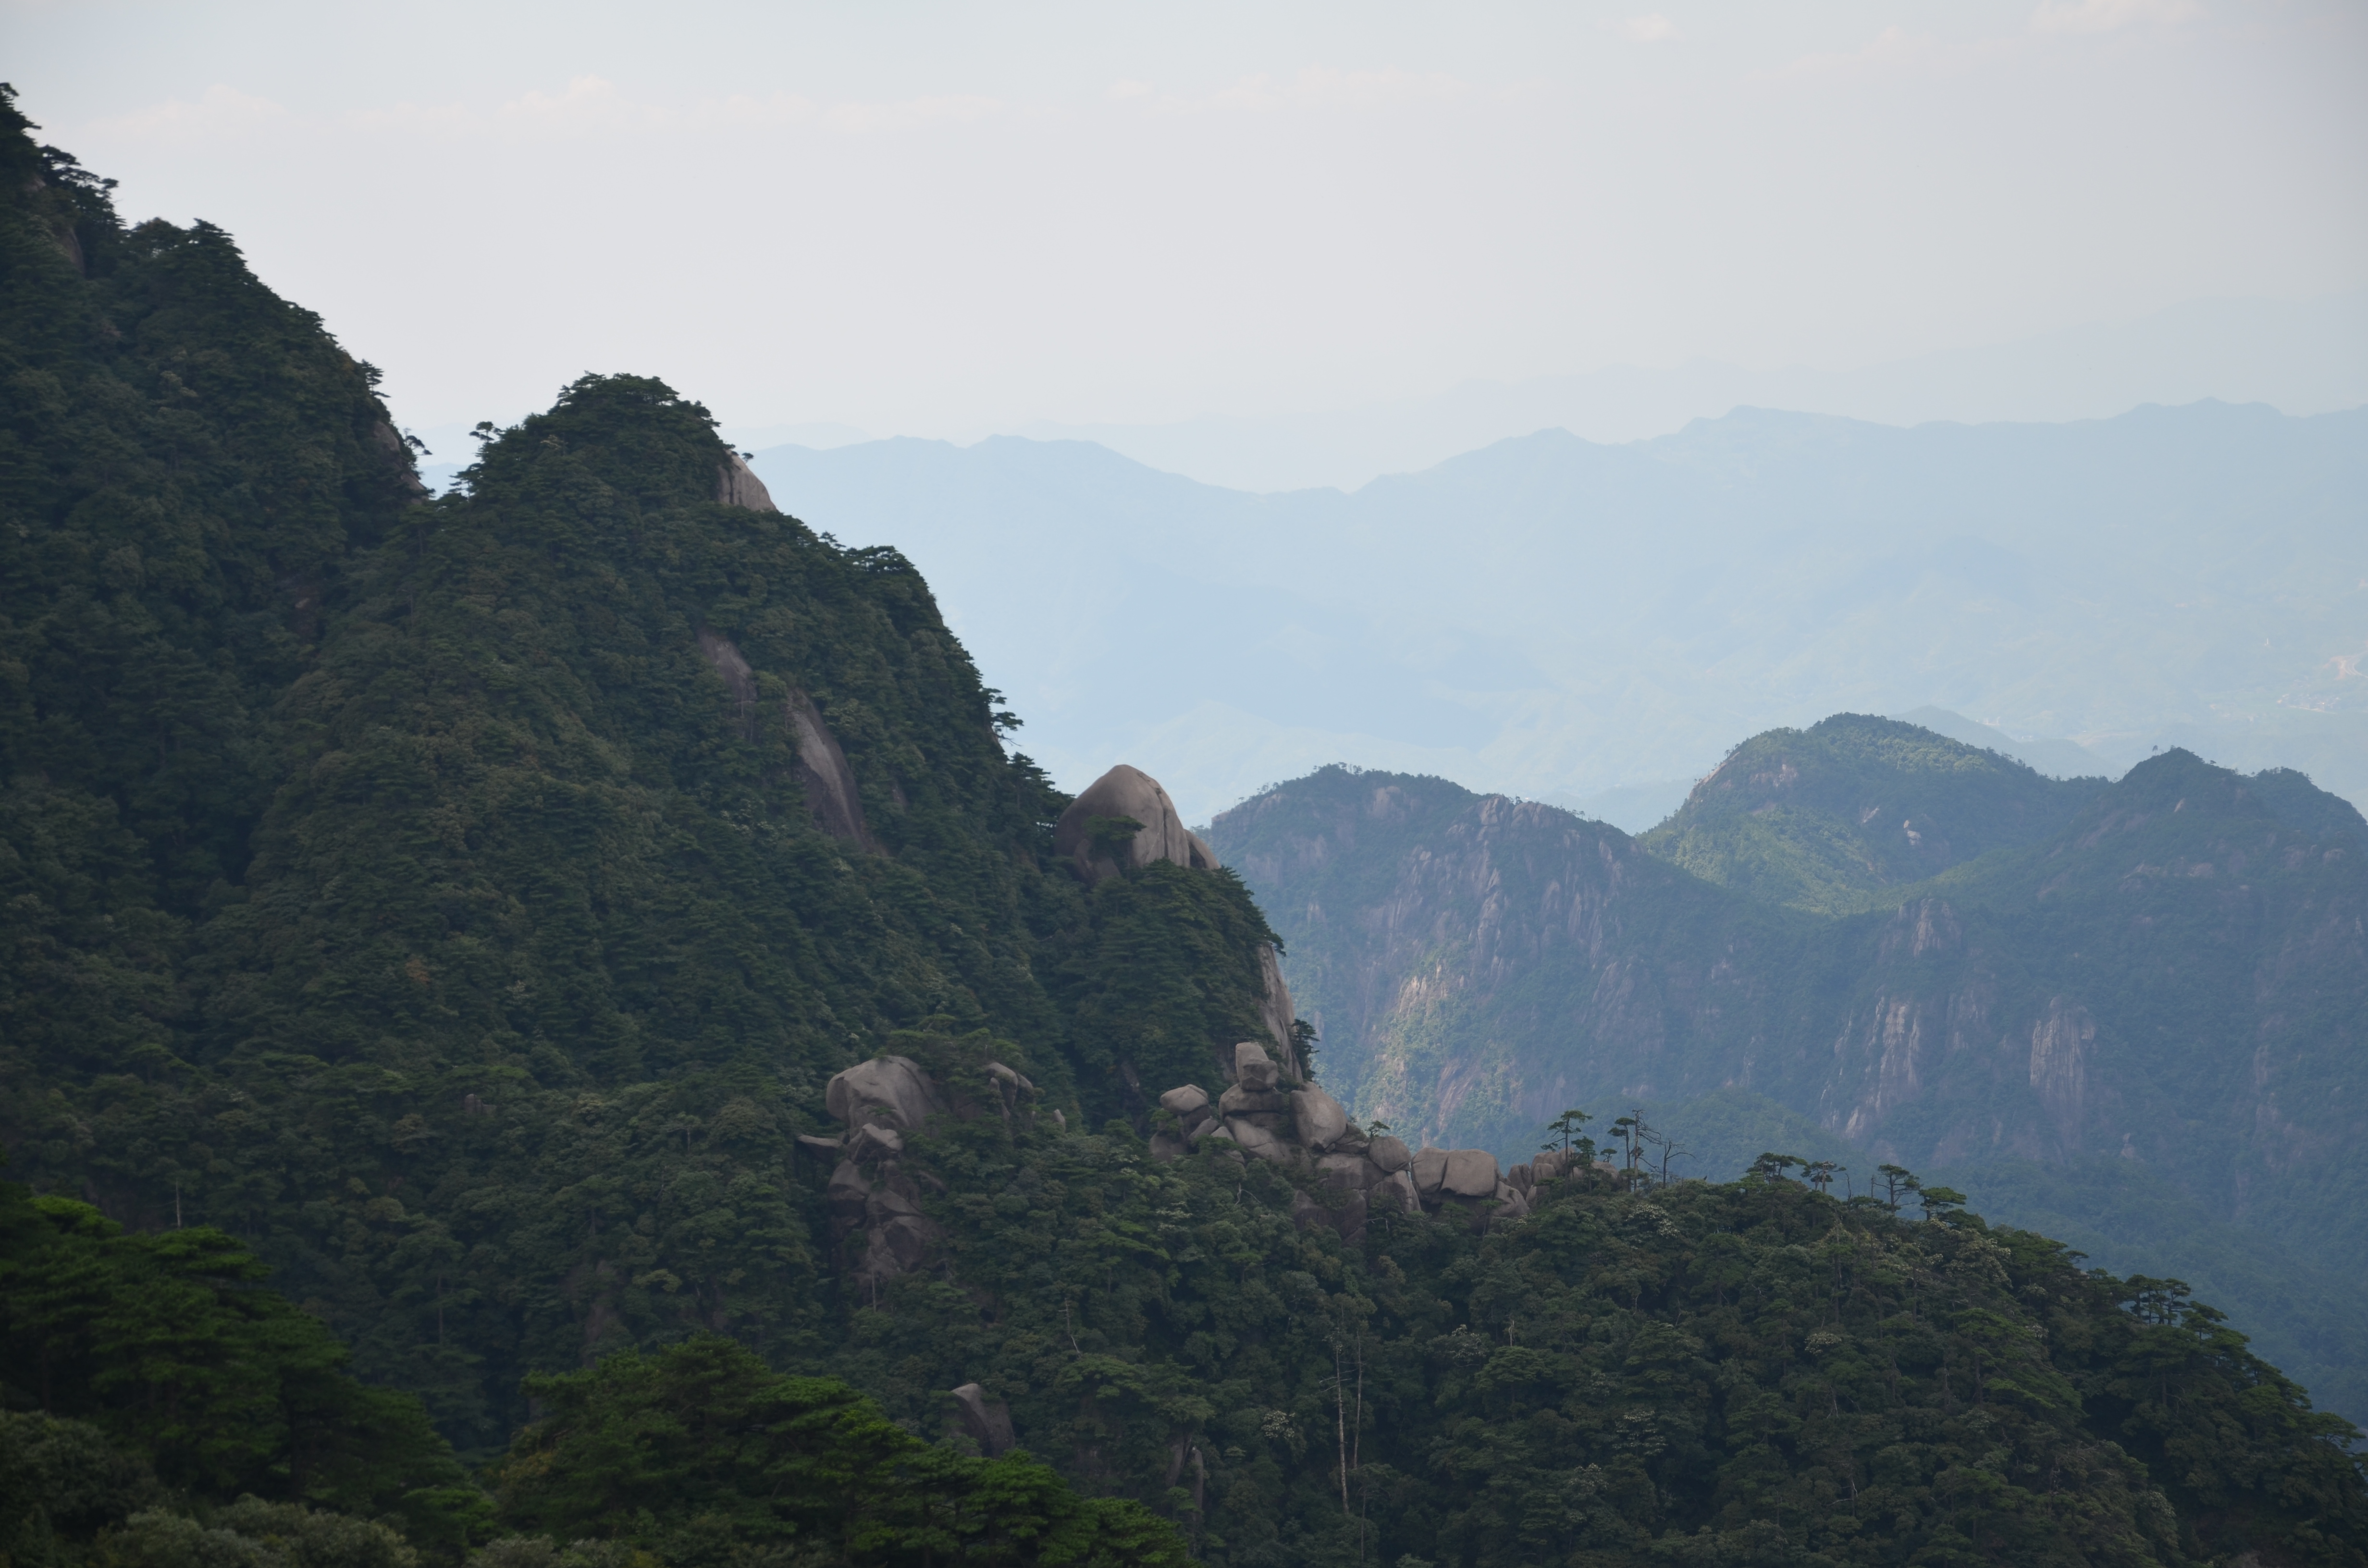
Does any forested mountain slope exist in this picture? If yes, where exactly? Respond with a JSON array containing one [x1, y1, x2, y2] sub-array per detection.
[[5, 91, 2365, 1568], [0, 93, 1284, 1461], [1205, 743, 2368, 1421], [1638, 714, 2107, 912]]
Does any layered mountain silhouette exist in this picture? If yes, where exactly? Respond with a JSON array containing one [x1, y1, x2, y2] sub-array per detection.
[[7, 90, 2365, 1567], [752, 401, 2368, 822], [1204, 717, 2368, 1420]]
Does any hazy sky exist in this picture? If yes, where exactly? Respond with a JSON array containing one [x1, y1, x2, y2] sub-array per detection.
[[10, 0, 2365, 439]]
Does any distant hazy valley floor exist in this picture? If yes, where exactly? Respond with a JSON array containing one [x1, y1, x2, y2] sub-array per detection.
[[1206, 716, 2368, 1426]]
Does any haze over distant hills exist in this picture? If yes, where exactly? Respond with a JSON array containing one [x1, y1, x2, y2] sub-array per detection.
[[1016, 291, 2368, 493], [750, 398, 2368, 824]]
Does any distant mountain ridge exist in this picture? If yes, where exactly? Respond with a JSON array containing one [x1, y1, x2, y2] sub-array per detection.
[[751, 399, 2368, 822], [1640, 713, 2109, 913], [1204, 723, 2368, 1421]]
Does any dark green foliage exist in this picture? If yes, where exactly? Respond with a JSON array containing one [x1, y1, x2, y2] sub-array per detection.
[[0, 1409, 162, 1566], [791, 1087, 2368, 1567], [0, 1173, 471, 1554], [1052, 861, 1282, 1110], [0, 101, 1288, 1467], [102, 1498, 420, 1568], [1207, 747, 2368, 1430], [6, 98, 2363, 1568], [1639, 714, 2108, 914], [493, 1335, 1191, 1567]]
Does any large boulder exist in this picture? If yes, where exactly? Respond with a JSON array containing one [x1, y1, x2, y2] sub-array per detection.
[[1314, 1150, 1370, 1187], [1441, 1149, 1500, 1199], [1371, 1168, 1421, 1215], [716, 450, 777, 511], [1234, 1041, 1279, 1092], [1367, 1135, 1412, 1174], [1411, 1146, 1449, 1196], [948, 1384, 1017, 1457], [1219, 1083, 1291, 1117], [1159, 1085, 1211, 1117], [1292, 1086, 1350, 1151], [1224, 1118, 1293, 1162], [826, 1056, 942, 1131], [1053, 764, 1222, 884], [1490, 1181, 1530, 1223]]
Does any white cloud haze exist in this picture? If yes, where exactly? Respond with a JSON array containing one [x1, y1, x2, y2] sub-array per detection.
[[5, 0, 2359, 443]]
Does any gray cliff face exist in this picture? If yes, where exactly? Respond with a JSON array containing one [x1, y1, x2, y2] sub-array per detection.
[[716, 450, 777, 511], [697, 630, 878, 850], [1203, 759, 2368, 1274], [1212, 771, 1774, 1152]]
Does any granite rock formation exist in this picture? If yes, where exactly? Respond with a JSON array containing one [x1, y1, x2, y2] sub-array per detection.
[[1057, 763, 1307, 1084], [697, 630, 878, 850], [1053, 764, 1221, 884], [1146, 1042, 1578, 1240], [716, 449, 777, 511], [808, 1053, 1039, 1292]]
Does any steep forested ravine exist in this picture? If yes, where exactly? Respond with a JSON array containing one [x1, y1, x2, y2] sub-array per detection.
[[4, 87, 2365, 1568]]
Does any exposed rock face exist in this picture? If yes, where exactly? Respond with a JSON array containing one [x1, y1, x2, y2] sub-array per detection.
[[1053, 764, 1221, 884], [826, 1055, 942, 1130], [696, 632, 878, 851], [716, 450, 776, 511], [813, 1054, 1039, 1289], [1206, 752, 2368, 1256], [948, 1383, 1017, 1456], [370, 420, 432, 502], [1233, 1041, 1279, 1092], [784, 687, 877, 850], [1147, 1067, 1554, 1237]]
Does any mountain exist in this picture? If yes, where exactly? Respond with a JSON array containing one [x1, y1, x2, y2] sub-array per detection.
[[0, 94, 1286, 1454], [1010, 290, 2368, 493], [1638, 714, 2108, 913], [750, 400, 2368, 824], [1887, 706, 2111, 781], [1204, 735, 2368, 1422], [6, 90, 2365, 1568]]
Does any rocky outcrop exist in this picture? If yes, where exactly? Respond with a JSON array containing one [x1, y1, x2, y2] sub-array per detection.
[[784, 688, 877, 850], [947, 1383, 1017, 1456], [1053, 764, 1221, 884], [717, 450, 777, 511], [810, 1054, 1040, 1291], [1147, 1041, 1571, 1239], [1056, 763, 1306, 1081], [696, 631, 878, 850]]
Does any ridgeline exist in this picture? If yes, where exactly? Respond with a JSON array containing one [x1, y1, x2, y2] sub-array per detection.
[[3, 86, 2364, 1568]]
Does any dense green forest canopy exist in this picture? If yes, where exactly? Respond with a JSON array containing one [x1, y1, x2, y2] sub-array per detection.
[[1636, 714, 2108, 915], [3, 86, 2365, 1568]]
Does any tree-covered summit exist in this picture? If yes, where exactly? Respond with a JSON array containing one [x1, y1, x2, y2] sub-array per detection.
[[1639, 713, 2109, 914]]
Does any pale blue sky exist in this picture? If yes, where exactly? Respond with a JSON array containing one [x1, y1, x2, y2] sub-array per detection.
[[9, 0, 2363, 437]]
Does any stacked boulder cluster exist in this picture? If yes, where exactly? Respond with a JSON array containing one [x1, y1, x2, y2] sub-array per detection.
[[800, 1053, 1056, 1293], [1149, 1041, 1583, 1240]]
